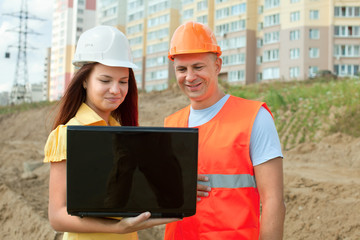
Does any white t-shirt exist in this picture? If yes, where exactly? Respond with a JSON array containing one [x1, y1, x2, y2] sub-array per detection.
[[188, 94, 283, 166]]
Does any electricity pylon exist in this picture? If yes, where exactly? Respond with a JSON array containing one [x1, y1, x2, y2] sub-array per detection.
[[4, 0, 45, 105]]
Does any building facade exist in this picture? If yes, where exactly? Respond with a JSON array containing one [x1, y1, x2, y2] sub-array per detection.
[[49, 0, 96, 101], [49, 0, 359, 100]]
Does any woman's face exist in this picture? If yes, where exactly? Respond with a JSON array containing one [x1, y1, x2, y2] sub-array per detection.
[[83, 63, 129, 122]]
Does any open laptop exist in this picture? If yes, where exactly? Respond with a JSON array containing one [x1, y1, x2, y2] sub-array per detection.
[[66, 125, 198, 219]]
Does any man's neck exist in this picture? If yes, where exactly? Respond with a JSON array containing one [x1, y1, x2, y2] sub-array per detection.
[[191, 90, 226, 110]]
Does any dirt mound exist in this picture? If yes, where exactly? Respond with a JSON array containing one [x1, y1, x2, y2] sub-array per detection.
[[0, 89, 359, 239], [283, 133, 360, 239]]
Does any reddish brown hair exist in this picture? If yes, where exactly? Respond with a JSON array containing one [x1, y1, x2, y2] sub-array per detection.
[[52, 63, 138, 129]]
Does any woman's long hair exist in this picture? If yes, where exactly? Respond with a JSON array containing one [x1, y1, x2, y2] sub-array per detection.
[[52, 63, 138, 129]]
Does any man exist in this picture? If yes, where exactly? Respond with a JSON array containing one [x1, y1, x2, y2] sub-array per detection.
[[164, 21, 286, 240]]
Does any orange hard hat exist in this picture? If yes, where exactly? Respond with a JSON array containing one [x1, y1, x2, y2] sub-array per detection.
[[168, 21, 222, 61]]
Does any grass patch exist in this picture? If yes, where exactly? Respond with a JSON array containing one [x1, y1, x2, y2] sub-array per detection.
[[0, 101, 54, 115], [226, 77, 360, 149], [330, 104, 360, 138]]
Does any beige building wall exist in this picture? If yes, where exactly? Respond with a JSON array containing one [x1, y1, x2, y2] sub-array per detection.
[[50, 0, 96, 101], [101, 0, 360, 91], [144, 1, 180, 92]]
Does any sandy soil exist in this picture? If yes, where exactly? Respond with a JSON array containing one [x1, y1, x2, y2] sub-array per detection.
[[0, 88, 359, 239]]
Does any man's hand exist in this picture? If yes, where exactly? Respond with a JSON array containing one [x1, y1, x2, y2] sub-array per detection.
[[197, 175, 211, 202]]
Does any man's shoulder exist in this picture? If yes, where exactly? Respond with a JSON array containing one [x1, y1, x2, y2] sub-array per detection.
[[165, 105, 190, 127], [229, 95, 264, 106]]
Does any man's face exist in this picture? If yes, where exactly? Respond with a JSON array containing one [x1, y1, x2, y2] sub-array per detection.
[[173, 52, 222, 109]]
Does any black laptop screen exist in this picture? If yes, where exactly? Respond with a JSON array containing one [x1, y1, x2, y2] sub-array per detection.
[[66, 126, 198, 218]]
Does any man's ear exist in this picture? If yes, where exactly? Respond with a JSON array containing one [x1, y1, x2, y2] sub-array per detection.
[[215, 57, 222, 74]]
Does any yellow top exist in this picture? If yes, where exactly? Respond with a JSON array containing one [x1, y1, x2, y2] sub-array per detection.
[[44, 103, 138, 240]]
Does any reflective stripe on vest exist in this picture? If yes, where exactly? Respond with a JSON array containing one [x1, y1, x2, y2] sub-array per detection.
[[198, 174, 257, 188]]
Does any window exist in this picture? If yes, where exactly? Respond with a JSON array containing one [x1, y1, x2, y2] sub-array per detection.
[[146, 69, 168, 81], [308, 66, 318, 77], [264, 0, 280, 9], [146, 56, 167, 67], [290, 11, 300, 22], [129, 36, 142, 45], [229, 70, 245, 82], [334, 45, 360, 57], [216, 23, 229, 35], [219, 22, 245, 36], [218, 36, 246, 50], [231, 20, 246, 31], [263, 49, 279, 62], [264, 14, 280, 27], [291, 0, 300, 3], [258, 5, 263, 14], [334, 64, 359, 76], [334, 26, 360, 37], [128, 11, 144, 21], [197, 15, 208, 24], [183, 9, 194, 20], [334, 6, 360, 17], [148, 0, 169, 14], [148, 14, 169, 27], [290, 30, 300, 40], [127, 24, 143, 34], [263, 67, 280, 80], [310, 10, 319, 19], [216, 7, 230, 19], [231, 3, 246, 15], [309, 48, 319, 58], [147, 42, 168, 54], [128, 0, 144, 10], [147, 28, 169, 41], [290, 67, 300, 78], [132, 49, 142, 58], [222, 53, 245, 66], [290, 48, 300, 59], [183, 0, 194, 4], [103, 7, 116, 17], [197, 0, 208, 11], [264, 31, 280, 44], [309, 29, 320, 39]]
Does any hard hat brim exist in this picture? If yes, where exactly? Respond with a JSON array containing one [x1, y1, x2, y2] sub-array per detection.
[[72, 60, 139, 69]]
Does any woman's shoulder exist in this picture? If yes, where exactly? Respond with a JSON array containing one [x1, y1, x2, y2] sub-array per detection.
[[43, 125, 68, 163]]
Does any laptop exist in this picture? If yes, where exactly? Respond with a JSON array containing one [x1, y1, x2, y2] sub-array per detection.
[[66, 125, 198, 219]]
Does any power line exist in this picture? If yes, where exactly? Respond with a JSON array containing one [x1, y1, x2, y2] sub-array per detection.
[[4, 0, 45, 105]]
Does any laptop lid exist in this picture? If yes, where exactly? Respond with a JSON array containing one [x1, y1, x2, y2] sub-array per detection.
[[66, 125, 198, 219]]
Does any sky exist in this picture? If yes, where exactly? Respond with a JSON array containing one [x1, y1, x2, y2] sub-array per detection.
[[0, 0, 53, 93]]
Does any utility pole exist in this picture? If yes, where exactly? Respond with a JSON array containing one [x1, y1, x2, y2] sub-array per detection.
[[4, 0, 45, 105]]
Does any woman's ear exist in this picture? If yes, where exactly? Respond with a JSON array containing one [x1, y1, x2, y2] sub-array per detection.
[[83, 80, 87, 90]]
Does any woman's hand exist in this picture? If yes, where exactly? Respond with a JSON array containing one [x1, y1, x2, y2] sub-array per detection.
[[115, 212, 179, 234], [197, 175, 211, 202]]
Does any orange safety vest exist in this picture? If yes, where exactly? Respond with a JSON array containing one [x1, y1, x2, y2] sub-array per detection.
[[164, 96, 272, 240]]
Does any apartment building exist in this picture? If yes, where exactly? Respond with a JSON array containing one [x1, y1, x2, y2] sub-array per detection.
[[126, 0, 148, 90], [181, 0, 215, 28], [49, 0, 359, 99], [256, 0, 359, 82], [97, 0, 127, 31], [333, 2, 360, 77], [49, 0, 96, 101], [143, 0, 181, 91]]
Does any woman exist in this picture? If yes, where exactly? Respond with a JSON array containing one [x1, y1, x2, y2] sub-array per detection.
[[44, 26, 177, 240]]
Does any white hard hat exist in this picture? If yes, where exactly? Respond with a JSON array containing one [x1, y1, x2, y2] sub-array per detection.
[[72, 25, 138, 69]]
